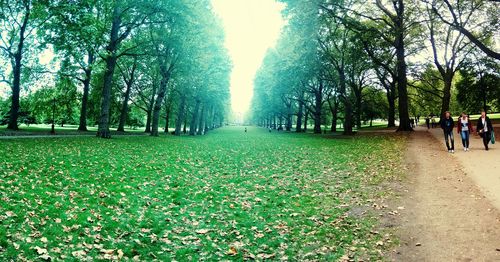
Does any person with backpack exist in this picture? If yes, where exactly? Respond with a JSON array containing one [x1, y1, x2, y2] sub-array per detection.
[[457, 112, 473, 151], [440, 111, 455, 153], [476, 110, 494, 151]]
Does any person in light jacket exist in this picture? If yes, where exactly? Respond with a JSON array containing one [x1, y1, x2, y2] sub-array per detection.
[[457, 112, 473, 151]]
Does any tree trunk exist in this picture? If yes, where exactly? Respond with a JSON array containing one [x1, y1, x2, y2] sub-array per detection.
[[189, 100, 200, 135], [355, 89, 362, 129], [197, 105, 206, 135], [97, 6, 122, 138], [174, 95, 186, 136], [313, 81, 323, 134], [304, 110, 308, 132], [164, 101, 171, 133], [329, 99, 338, 132], [7, 9, 30, 130], [394, 0, 412, 132], [296, 95, 303, 132], [144, 84, 157, 133], [439, 72, 454, 116], [387, 84, 396, 127], [151, 66, 171, 137], [78, 52, 94, 131], [117, 59, 137, 132], [339, 70, 353, 135]]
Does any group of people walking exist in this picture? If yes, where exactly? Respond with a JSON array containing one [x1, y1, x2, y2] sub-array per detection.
[[440, 110, 495, 153]]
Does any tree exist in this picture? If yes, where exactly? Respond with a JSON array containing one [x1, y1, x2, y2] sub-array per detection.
[[0, 0, 51, 130], [45, 0, 105, 131], [431, 0, 500, 61]]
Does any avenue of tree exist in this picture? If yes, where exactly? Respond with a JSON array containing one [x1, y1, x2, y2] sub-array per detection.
[[0, 0, 499, 137], [0, 0, 230, 138], [251, 0, 499, 134]]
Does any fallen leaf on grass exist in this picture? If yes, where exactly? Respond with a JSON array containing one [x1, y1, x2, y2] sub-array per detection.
[[72, 250, 87, 258], [35, 246, 48, 255], [39, 254, 51, 260], [257, 253, 275, 259], [227, 246, 238, 256], [195, 229, 210, 234]]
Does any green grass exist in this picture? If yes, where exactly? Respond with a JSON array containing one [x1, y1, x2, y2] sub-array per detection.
[[0, 124, 146, 135], [0, 127, 405, 261]]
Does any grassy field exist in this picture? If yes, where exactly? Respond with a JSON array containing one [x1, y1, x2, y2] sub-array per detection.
[[0, 124, 145, 136], [0, 127, 405, 261]]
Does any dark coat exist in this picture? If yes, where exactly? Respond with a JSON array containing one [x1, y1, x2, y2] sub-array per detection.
[[440, 117, 455, 133], [476, 116, 493, 135]]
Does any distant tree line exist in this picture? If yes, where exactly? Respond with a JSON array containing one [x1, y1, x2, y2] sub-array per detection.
[[0, 0, 231, 138], [250, 0, 499, 134]]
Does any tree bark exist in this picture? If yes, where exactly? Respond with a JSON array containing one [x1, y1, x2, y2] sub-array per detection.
[[189, 99, 200, 135], [313, 81, 323, 134], [78, 52, 94, 131], [394, 0, 412, 131], [97, 6, 122, 138], [174, 95, 186, 136], [440, 73, 454, 116], [296, 93, 304, 132], [151, 65, 171, 137], [197, 104, 206, 135], [7, 5, 30, 130], [339, 70, 353, 135], [304, 110, 308, 132], [117, 58, 137, 132], [164, 100, 171, 133], [328, 97, 338, 132], [387, 83, 396, 127]]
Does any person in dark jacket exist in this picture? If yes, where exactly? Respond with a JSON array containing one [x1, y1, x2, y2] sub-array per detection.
[[476, 110, 494, 151], [457, 112, 473, 151], [440, 111, 455, 153]]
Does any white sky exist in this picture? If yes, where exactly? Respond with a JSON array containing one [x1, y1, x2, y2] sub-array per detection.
[[211, 0, 285, 114]]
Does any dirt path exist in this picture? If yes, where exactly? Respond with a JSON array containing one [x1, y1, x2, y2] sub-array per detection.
[[427, 126, 500, 211], [390, 130, 500, 261]]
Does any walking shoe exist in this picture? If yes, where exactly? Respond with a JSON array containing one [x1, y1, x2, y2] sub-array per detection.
[[466, 148, 469, 151], [464, 148, 467, 152], [451, 150, 455, 153]]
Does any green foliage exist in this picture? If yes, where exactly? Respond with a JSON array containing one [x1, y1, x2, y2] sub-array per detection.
[[0, 127, 405, 260]]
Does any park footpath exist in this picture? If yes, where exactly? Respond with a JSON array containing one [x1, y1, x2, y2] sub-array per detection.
[[427, 125, 500, 211], [390, 125, 500, 261]]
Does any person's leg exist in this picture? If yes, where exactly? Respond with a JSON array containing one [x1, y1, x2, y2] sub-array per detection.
[[465, 131, 470, 149], [483, 132, 489, 150], [461, 131, 467, 148], [444, 132, 451, 151], [450, 132, 455, 151]]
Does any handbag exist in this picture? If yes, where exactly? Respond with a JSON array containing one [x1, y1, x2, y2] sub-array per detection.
[[491, 131, 495, 144]]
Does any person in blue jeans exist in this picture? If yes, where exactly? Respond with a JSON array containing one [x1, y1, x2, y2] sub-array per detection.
[[440, 111, 455, 153], [457, 112, 473, 151]]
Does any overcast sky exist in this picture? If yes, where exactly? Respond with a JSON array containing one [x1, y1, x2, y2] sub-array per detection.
[[211, 0, 285, 114]]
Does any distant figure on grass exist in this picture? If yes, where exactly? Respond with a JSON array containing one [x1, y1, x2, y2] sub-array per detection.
[[244, 127, 247, 133], [440, 111, 455, 153], [457, 112, 473, 152], [476, 110, 494, 151], [268, 127, 272, 133], [425, 117, 430, 129]]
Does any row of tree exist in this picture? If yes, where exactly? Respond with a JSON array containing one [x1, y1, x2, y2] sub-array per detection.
[[250, 0, 499, 134], [0, 0, 231, 138]]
